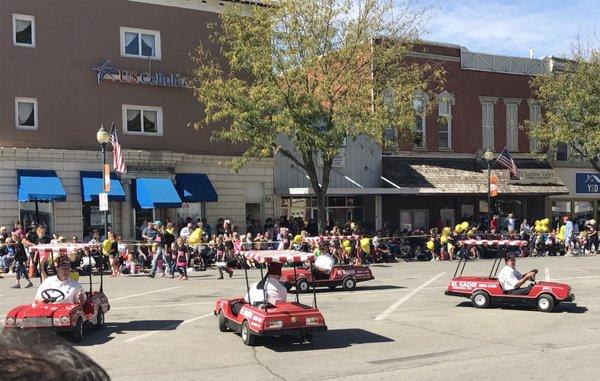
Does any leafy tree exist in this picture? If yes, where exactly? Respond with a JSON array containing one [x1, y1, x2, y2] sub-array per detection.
[[526, 43, 600, 171], [189, 0, 441, 233]]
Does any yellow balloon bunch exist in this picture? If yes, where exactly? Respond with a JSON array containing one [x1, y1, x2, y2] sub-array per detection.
[[534, 218, 550, 233]]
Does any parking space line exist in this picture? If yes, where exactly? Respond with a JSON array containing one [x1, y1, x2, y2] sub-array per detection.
[[124, 312, 213, 343], [545, 267, 550, 281], [375, 272, 445, 321], [551, 275, 600, 281], [111, 286, 182, 301], [111, 301, 214, 310]]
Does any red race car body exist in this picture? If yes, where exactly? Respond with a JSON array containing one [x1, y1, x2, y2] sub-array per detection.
[[215, 250, 327, 346], [280, 265, 374, 292], [445, 239, 574, 312]]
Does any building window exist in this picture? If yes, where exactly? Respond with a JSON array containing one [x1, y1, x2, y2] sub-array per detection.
[[15, 97, 38, 130], [120, 27, 161, 59], [413, 96, 427, 149], [529, 102, 541, 152], [399, 210, 428, 231], [13, 14, 35, 47], [479, 96, 498, 151], [556, 144, 568, 161], [122, 105, 163, 136], [436, 91, 454, 150], [504, 98, 521, 151]]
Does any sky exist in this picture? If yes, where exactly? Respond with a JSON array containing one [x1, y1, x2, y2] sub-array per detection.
[[411, 0, 600, 58]]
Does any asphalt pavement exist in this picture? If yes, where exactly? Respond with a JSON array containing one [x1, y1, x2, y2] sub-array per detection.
[[1, 256, 600, 381]]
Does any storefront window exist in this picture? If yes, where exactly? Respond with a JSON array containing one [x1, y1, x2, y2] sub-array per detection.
[[495, 199, 524, 220], [280, 196, 364, 226], [82, 204, 112, 237], [19, 202, 53, 233], [573, 201, 593, 228], [551, 201, 571, 217]]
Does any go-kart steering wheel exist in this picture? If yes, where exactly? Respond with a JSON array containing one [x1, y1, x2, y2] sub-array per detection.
[[41, 289, 66, 303]]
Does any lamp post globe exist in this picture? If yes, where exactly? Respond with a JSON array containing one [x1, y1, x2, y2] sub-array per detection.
[[484, 149, 494, 162], [96, 125, 110, 145]]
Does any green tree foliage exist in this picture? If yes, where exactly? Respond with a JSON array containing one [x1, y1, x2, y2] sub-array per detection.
[[526, 44, 600, 171], [189, 0, 441, 232]]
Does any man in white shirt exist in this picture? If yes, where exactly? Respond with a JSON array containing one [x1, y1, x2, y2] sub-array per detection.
[[497, 255, 537, 295], [179, 223, 193, 240], [244, 262, 287, 306], [35, 254, 86, 305], [315, 243, 335, 275]]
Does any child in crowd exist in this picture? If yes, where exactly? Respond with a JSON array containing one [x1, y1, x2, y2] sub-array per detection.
[[120, 253, 139, 275], [79, 250, 96, 276], [175, 237, 189, 280]]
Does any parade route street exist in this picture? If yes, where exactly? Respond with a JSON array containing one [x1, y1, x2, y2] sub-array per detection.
[[2, 256, 600, 380]]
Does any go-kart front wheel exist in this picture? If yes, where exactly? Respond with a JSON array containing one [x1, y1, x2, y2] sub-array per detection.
[[72, 317, 84, 342], [218, 310, 229, 332], [471, 291, 490, 309], [537, 294, 555, 312], [241, 321, 257, 346]]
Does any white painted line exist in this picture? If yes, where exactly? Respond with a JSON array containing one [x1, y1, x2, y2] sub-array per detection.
[[124, 312, 212, 343], [111, 286, 182, 301], [111, 301, 214, 310], [375, 272, 445, 321], [551, 275, 600, 281], [544, 267, 550, 281]]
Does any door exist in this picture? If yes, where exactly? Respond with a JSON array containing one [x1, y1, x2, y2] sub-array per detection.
[[440, 208, 455, 227]]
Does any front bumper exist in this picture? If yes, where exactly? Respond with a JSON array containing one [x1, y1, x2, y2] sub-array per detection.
[[564, 294, 575, 302], [254, 325, 327, 337]]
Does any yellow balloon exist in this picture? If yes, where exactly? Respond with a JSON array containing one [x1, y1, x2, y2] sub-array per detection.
[[442, 227, 451, 236], [293, 234, 303, 244], [440, 236, 448, 245], [541, 226, 549, 233], [535, 225, 542, 233], [426, 241, 435, 251], [542, 218, 550, 225], [360, 238, 371, 254], [461, 221, 469, 231], [455, 224, 463, 233], [535, 220, 541, 226]]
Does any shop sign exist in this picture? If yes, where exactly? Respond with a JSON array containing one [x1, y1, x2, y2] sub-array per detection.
[[99, 193, 109, 211], [92, 60, 186, 88], [575, 173, 600, 193]]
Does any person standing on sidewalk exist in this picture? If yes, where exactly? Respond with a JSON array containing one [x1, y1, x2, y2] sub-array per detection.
[[149, 221, 171, 278], [11, 234, 33, 289]]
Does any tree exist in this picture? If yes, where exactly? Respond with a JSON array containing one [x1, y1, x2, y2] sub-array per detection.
[[526, 41, 600, 172], [189, 0, 441, 233]]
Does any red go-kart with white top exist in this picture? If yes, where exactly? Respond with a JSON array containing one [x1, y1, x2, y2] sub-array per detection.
[[4, 244, 110, 341], [280, 264, 374, 292], [445, 239, 574, 312], [214, 250, 327, 346]]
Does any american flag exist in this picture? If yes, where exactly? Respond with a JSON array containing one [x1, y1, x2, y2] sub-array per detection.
[[496, 146, 519, 179], [109, 122, 127, 174]]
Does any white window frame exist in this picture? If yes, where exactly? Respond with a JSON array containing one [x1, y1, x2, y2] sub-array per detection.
[[437, 90, 454, 150], [120, 27, 161, 60], [13, 14, 36, 48], [122, 104, 163, 136], [15, 97, 38, 130], [528, 100, 542, 152], [479, 96, 499, 151], [413, 90, 429, 150], [504, 98, 521, 152]]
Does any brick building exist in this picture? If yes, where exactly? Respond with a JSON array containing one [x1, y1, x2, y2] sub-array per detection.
[[0, 0, 274, 240]]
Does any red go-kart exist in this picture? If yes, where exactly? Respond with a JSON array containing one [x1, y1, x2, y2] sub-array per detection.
[[4, 244, 110, 341], [280, 264, 374, 292], [214, 250, 327, 346], [445, 239, 574, 312]]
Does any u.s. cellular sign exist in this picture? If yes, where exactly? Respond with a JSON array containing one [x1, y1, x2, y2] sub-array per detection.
[[92, 60, 186, 88]]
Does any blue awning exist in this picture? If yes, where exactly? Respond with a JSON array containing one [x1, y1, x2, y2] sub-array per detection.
[[17, 170, 67, 202], [80, 171, 126, 202], [175, 173, 218, 202], [135, 178, 182, 209]]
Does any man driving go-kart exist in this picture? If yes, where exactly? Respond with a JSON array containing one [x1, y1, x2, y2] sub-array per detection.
[[243, 262, 287, 306], [34, 254, 86, 305], [497, 254, 538, 295]]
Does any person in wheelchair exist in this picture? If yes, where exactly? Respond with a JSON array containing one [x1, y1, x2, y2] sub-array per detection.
[[242, 262, 287, 307], [497, 254, 538, 295], [34, 254, 86, 305]]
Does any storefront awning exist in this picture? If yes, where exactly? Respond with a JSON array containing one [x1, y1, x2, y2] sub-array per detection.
[[80, 171, 126, 202], [381, 157, 569, 195], [135, 178, 182, 209], [175, 173, 218, 202], [17, 170, 67, 202]]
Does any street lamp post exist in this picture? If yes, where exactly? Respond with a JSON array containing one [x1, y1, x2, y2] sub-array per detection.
[[96, 125, 110, 292], [484, 149, 494, 230]]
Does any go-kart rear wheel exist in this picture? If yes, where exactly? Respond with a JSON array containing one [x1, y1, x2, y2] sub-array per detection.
[[537, 294, 555, 312], [72, 317, 84, 342], [241, 321, 257, 346], [342, 277, 356, 291], [218, 310, 229, 332], [93, 308, 105, 330], [297, 278, 310, 293], [471, 291, 490, 309]]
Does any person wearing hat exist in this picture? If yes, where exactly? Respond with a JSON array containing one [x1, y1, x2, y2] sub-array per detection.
[[34, 254, 86, 305], [585, 219, 598, 255], [497, 254, 538, 295], [243, 262, 287, 306], [315, 242, 335, 277]]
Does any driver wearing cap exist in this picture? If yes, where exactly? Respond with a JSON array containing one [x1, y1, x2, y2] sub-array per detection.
[[244, 262, 287, 306], [497, 254, 537, 295], [34, 254, 86, 305]]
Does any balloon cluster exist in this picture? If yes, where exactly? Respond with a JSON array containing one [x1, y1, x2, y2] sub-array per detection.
[[534, 218, 550, 233], [426, 222, 475, 251]]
